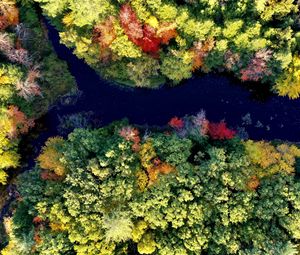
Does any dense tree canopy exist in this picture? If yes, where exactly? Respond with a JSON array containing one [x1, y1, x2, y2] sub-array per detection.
[[2, 115, 300, 254], [28, 0, 300, 96], [1, 1, 300, 254], [0, 0, 76, 185]]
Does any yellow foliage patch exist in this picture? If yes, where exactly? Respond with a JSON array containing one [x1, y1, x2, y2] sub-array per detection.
[[244, 140, 300, 176], [37, 136, 66, 176], [275, 55, 300, 99], [136, 170, 148, 191], [139, 140, 156, 171]]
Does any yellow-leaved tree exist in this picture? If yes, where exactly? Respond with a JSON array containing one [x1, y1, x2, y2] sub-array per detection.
[[274, 55, 300, 99], [244, 140, 300, 177]]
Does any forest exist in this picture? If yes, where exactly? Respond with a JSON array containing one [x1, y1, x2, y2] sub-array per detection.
[[0, 0, 76, 204], [32, 0, 300, 98], [1, 0, 300, 255], [2, 115, 300, 254]]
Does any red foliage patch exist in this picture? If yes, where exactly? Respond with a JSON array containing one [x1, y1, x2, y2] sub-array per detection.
[[137, 24, 161, 54], [119, 4, 164, 55], [168, 117, 184, 129], [119, 126, 141, 151], [33, 216, 43, 225], [119, 4, 143, 42], [208, 121, 236, 140], [240, 49, 272, 82], [40, 170, 64, 181]]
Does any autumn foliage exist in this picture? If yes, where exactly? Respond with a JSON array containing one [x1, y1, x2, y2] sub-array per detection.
[[29, 0, 300, 97], [0, 2, 31, 68], [168, 116, 184, 129], [119, 4, 177, 55], [246, 175, 260, 191], [157, 23, 177, 45], [244, 141, 300, 176], [92, 16, 116, 61], [192, 111, 209, 136], [0, 2, 19, 30], [168, 114, 236, 140], [0, 1, 76, 187], [191, 38, 215, 71], [207, 121, 236, 140], [240, 49, 272, 82], [37, 137, 66, 176], [40, 170, 64, 181], [93, 16, 116, 49], [16, 66, 42, 100], [119, 126, 141, 151], [6, 121, 300, 255], [139, 140, 175, 186], [119, 4, 159, 54], [7, 105, 34, 138], [138, 25, 161, 54], [147, 162, 175, 185]]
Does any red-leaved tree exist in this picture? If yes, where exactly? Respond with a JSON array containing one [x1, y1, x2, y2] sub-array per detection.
[[119, 4, 143, 42], [137, 24, 161, 54], [119, 4, 177, 55], [168, 117, 184, 129], [208, 121, 236, 140]]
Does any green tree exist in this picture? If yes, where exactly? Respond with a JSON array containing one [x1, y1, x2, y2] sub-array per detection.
[[3, 119, 300, 254]]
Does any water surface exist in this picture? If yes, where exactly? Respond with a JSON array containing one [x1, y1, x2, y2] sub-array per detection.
[[42, 20, 300, 143]]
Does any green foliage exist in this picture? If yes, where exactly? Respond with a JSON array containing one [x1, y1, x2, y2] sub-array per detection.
[[35, 231, 73, 255], [126, 57, 163, 88], [0, 1, 76, 185], [0, 218, 34, 255], [0, 65, 23, 102], [0, 220, 8, 249], [255, 0, 297, 22], [31, 0, 300, 97], [103, 214, 133, 242], [161, 51, 193, 83], [274, 55, 300, 99], [281, 242, 299, 255], [11, 202, 34, 239], [4, 121, 300, 254]]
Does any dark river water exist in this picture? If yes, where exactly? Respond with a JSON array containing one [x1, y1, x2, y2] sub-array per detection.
[[40, 20, 300, 144], [1, 16, 300, 225]]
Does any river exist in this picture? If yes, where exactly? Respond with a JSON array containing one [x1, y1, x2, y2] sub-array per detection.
[[1, 15, 300, 226], [40, 19, 300, 143]]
